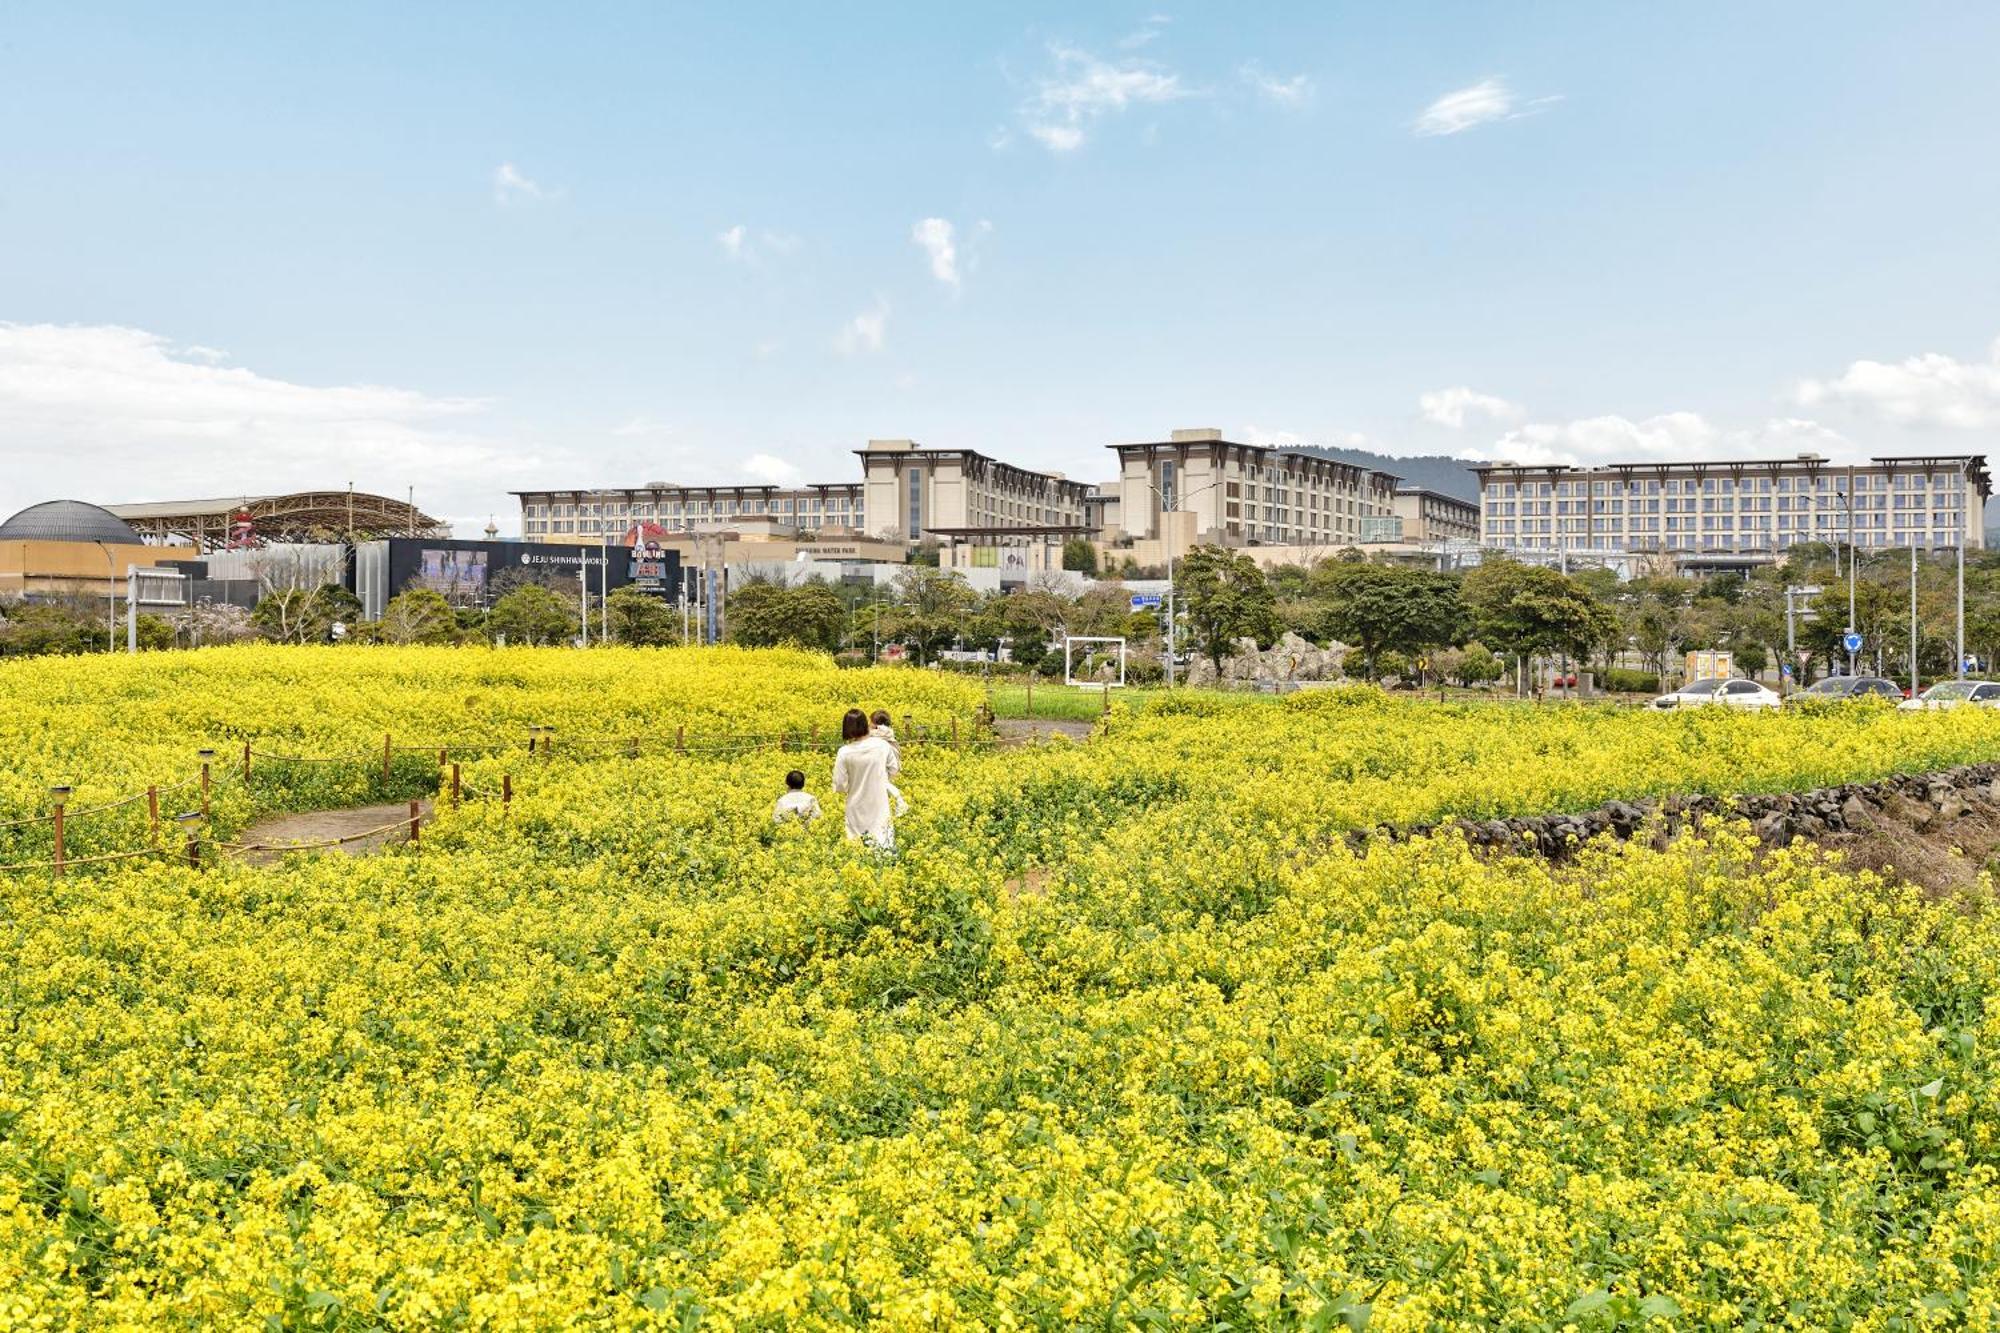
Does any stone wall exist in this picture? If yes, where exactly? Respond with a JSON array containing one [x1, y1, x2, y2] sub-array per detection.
[[1352, 761, 2000, 861]]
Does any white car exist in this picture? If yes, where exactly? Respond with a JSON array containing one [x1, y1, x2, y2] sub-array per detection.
[[1897, 680, 2000, 711], [1651, 677, 1782, 710]]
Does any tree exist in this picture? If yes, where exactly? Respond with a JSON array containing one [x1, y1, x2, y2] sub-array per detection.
[[133, 614, 177, 652], [727, 580, 848, 652], [726, 581, 793, 648], [786, 582, 846, 653], [380, 588, 461, 645], [1177, 545, 1278, 671], [0, 602, 97, 656], [606, 586, 681, 646], [251, 583, 360, 644], [1462, 560, 1616, 664], [882, 567, 979, 664], [1061, 538, 1098, 574], [1313, 563, 1468, 679], [486, 585, 577, 646]]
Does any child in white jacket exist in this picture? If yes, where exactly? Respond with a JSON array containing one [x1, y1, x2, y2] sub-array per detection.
[[870, 711, 910, 814]]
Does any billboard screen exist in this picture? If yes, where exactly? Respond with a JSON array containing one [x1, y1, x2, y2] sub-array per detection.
[[414, 547, 488, 600]]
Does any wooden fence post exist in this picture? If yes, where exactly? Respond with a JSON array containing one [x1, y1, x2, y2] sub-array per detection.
[[450, 762, 462, 807], [50, 791, 67, 879], [952, 716, 959, 749], [147, 786, 160, 844], [502, 773, 512, 814], [438, 746, 447, 769], [199, 750, 214, 820], [383, 733, 393, 782], [185, 830, 201, 870], [242, 740, 252, 784], [676, 725, 685, 753], [1025, 675, 1033, 718], [408, 799, 422, 845]]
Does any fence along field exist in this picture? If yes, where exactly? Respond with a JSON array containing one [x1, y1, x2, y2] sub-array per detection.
[[3, 647, 2000, 1326]]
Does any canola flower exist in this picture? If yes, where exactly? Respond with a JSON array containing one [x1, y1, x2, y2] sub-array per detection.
[[0, 651, 1998, 1327]]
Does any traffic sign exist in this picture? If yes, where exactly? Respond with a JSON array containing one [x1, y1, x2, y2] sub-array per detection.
[[1781, 664, 1793, 679], [1129, 593, 1162, 610], [1842, 631, 1863, 653]]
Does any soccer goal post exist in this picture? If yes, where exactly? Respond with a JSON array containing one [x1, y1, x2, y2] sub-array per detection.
[[1062, 635, 1128, 688]]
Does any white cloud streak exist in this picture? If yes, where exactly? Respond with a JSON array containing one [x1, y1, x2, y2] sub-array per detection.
[[1413, 78, 1560, 137], [911, 218, 960, 289], [1796, 337, 2000, 429], [834, 299, 890, 355], [1419, 385, 1526, 429], [1020, 43, 1191, 152], [492, 161, 553, 205], [1241, 62, 1312, 107]]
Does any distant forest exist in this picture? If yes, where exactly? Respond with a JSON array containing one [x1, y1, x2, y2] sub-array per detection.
[[1302, 445, 1480, 501]]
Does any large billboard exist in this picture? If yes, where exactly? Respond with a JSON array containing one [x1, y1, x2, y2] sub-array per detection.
[[354, 538, 680, 618]]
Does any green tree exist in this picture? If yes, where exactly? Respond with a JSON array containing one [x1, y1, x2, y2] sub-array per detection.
[[0, 602, 97, 656], [1061, 538, 1098, 574], [1178, 545, 1278, 672], [787, 582, 847, 653], [133, 614, 176, 652], [606, 586, 681, 646], [1462, 560, 1616, 663], [1313, 563, 1468, 678], [725, 581, 791, 647], [882, 567, 979, 664], [380, 588, 461, 645], [486, 585, 577, 646], [726, 581, 846, 652]]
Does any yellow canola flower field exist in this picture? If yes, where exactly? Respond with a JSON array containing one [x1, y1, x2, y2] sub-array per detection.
[[4, 650, 2000, 1329]]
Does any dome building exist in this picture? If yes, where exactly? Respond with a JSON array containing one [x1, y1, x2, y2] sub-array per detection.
[[0, 499, 193, 606]]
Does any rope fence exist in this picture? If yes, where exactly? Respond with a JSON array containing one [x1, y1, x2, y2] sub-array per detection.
[[0, 713, 986, 879]]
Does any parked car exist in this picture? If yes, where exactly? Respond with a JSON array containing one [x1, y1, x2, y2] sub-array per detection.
[[1897, 680, 2000, 710], [1788, 675, 1903, 706], [1651, 677, 1782, 710]]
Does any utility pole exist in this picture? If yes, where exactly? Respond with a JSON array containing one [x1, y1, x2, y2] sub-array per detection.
[[578, 561, 589, 647], [1957, 522, 1967, 680], [1910, 540, 1919, 695], [1148, 476, 1222, 688], [1844, 469, 1857, 677]]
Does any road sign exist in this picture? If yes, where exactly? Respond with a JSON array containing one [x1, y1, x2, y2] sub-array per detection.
[[1781, 664, 1793, 678], [1842, 631, 1863, 653], [1129, 593, 1162, 610]]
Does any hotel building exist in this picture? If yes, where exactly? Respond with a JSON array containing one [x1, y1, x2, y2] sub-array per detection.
[[1473, 454, 1991, 560]]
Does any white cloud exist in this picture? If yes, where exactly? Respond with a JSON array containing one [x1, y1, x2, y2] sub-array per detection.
[[1020, 43, 1191, 152], [1241, 62, 1312, 107], [744, 453, 801, 485], [179, 344, 229, 364], [1117, 14, 1171, 49], [718, 225, 801, 267], [1464, 411, 1851, 468], [611, 415, 674, 439], [1028, 123, 1086, 153], [492, 161, 553, 205], [1795, 337, 2000, 429], [1419, 385, 1526, 429], [834, 299, 889, 355], [1413, 78, 1560, 137], [911, 218, 960, 289], [0, 322, 540, 533]]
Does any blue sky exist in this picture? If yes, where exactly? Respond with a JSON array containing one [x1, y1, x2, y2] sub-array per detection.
[[3, 3, 1998, 530]]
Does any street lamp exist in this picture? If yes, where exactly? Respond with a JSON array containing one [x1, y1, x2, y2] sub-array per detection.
[[90, 539, 115, 652], [1143, 477, 1225, 688]]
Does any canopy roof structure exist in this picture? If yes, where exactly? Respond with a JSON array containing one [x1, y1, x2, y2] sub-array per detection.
[[104, 491, 447, 551]]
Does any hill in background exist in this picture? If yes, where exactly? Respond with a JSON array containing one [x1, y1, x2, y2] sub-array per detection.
[[1301, 445, 1481, 501]]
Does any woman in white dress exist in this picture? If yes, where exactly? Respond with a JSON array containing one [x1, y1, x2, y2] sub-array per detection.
[[831, 707, 900, 848]]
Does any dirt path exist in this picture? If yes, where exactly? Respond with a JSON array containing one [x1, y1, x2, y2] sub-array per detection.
[[232, 800, 432, 866], [993, 718, 1097, 744]]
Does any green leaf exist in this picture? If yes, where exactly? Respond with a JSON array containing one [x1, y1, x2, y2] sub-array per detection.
[[638, 1287, 673, 1313], [1638, 1294, 1683, 1318], [1919, 1077, 1944, 1099], [1566, 1290, 1612, 1318], [304, 1291, 341, 1310], [1857, 1111, 1877, 1134]]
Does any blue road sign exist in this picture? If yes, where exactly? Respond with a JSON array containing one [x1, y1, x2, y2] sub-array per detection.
[[1781, 664, 1793, 678], [1842, 631, 1863, 653], [1130, 593, 1163, 610]]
